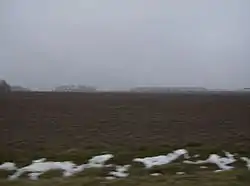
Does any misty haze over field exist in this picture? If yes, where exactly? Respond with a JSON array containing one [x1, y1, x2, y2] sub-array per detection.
[[0, 0, 250, 90]]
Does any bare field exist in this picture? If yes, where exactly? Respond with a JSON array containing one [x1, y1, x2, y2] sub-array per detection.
[[0, 92, 250, 163]]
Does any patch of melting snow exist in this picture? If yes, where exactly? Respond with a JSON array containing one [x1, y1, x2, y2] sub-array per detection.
[[109, 165, 130, 178], [0, 162, 17, 171], [28, 172, 43, 180], [133, 149, 189, 168], [176, 172, 185, 175], [150, 173, 162, 176], [8, 154, 114, 180], [193, 154, 200, 158], [214, 169, 223, 173], [241, 157, 250, 170], [200, 166, 208, 169], [32, 158, 46, 163], [183, 151, 236, 171], [105, 176, 116, 180], [1, 150, 249, 181], [8, 160, 78, 180], [88, 154, 113, 167]]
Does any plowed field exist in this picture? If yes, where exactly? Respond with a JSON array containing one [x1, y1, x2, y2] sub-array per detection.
[[0, 92, 250, 162]]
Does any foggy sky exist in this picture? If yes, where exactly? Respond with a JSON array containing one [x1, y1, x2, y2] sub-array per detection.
[[0, 0, 250, 90]]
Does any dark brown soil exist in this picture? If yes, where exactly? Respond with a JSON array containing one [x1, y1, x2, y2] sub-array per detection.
[[0, 92, 250, 161]]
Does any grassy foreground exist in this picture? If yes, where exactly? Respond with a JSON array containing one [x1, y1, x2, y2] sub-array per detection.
[[0, 145, 250, 186], [0, 170, 250, 186]]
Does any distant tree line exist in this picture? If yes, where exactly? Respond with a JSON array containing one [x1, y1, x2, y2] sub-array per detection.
[[0, 80, 97, 93], [0, 80, 32, 93], [0, 80, 11, 94], [130, 87, 208, 93], [54, 85, 97, 92], [11, 86, 31, 92]]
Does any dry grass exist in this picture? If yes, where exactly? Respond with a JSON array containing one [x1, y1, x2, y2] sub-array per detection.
[[0, 170, 250, 186]]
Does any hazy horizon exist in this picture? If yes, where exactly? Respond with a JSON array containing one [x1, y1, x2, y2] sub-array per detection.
[[1, 0, 250, 90]]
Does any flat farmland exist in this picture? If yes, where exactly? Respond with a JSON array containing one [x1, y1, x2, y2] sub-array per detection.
[[0, 92, 250, 163]]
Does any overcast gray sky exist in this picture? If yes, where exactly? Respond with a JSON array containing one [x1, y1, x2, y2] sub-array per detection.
[[0, 0, 249, 90]]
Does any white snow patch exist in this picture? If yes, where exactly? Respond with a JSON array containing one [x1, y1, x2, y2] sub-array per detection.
[[193, 154, 200, 158], [200, 166, 208, 169], [109, 165, 130, 178], [87, 154, 113, 168], [150, 173, 162, 176], [32, 158, 46, 163], [109, 171, 129, 178], [8, 161, 77, 180], [214, 170, 223, 173], [28, 172, 43, 180], [133, 149, 189, 168], [0, 163, 17, 171], [241, 157, 250, 170], [105, 176, 116, 180], [176, 172, 185, 175], [105, 164, 115, 168], [183, 151, 236, 171], [8, 154, 114, 180], [3, 150, 250, 181]]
